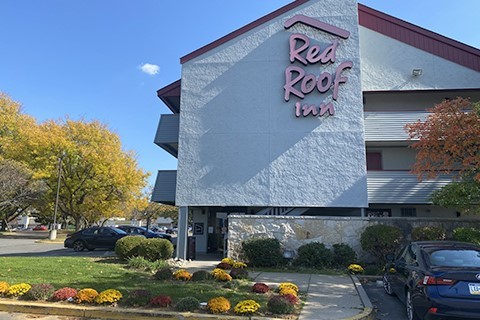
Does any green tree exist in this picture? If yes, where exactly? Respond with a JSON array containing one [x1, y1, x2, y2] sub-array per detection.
[[0, 93, 149, 229]]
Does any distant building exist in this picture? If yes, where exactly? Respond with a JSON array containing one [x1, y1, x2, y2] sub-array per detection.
[[152, 0, 480, 258]]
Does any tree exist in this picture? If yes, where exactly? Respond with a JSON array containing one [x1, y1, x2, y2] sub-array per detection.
[[0, 159, 46, 231], [406, 97, 480, 181], [406, 97, 480, 214], [130, 190, 178, 229], [0, 93, 149, 229]]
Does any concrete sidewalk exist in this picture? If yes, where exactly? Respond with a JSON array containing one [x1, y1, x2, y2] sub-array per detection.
[[180, 257, 373, 320]]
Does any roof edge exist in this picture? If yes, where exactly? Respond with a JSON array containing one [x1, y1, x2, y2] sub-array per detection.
[[180, 0, 309, 64]]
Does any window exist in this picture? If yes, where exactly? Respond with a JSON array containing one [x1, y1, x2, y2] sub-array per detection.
[[401, 208, 417, 217], [366, 152, 382, 170]]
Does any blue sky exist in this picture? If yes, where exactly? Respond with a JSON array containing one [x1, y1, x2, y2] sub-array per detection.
[[1, 1, 479, 187]]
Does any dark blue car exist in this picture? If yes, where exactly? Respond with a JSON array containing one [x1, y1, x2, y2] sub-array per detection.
[[116, 225, 172, 242], [383, 241, 480, 320]]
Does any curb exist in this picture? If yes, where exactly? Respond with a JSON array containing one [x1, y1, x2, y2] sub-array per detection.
[[0, 299, 287, 320], [346, 275, 375, 320]]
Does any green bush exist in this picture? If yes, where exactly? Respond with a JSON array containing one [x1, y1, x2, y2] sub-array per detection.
[[360, 224, 403, 264], [191, 270, 212, 281], [453, 227, 480, 244], [267, 295, 295, 314], [411, 226, 446, 241], [26, 283, 55, 301], [363, 264, 382, 276], [154, 267, 173, 281], [332, 243, 356, 268], [137, 238, 174, 261], [175, 296, 200, 312], [241, 238, 283, 267], [229, 268, 249, 279], [293, 242, 333, 268], [115, 236, 145, 260]]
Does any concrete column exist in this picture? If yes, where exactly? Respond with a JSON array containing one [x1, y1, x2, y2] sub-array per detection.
[[176, 206, 189, 260], [361, 208, 366, 218]]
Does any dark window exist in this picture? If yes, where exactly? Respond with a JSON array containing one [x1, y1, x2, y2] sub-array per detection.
[[401, 208, 416, 217], [366, 152, 382, 170], [429, 249, 480, 267]]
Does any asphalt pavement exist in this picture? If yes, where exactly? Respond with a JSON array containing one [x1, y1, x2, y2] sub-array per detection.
[[362, 279, 407, 320]]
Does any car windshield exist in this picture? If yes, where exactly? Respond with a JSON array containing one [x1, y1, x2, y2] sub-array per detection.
[[429, 249, 480, 267]]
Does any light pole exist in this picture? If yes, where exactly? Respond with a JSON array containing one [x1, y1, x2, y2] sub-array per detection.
[[49, 152, 65, 240]]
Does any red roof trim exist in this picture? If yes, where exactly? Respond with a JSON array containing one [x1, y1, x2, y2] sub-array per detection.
[[156, 79, 181, 97], [180, 0, 309, 64], [358, 4, 480, 72]]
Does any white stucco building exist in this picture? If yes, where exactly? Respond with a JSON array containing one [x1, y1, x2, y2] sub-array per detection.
[[152, 0, 480, 258]]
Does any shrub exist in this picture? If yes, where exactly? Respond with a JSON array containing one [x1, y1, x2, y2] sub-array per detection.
[[230, 267, 249, 279], [360, 225, 403, 264], [175, 296, 200, 312], [453, 227, 480, 244], [154, 267, 173, 280], [74, 288, 99, 304], [364, 264, 382, 276], [52, 287, 77, 301], [128, 256, 170, 272], [115, 236, 144, 260], [0, 282, 9, 295], [137, 238, 174, 261], [216, 262, 232, 270], [241, 238, 283, 267], [95, 289, 122, 305], [173, 269, 192, 281], [26, 283, 55, 301], [332, 243, 357, 268], [207, 296, 231, 314], [234, 299, 260, 315], [150, 295, 172, 308], [211, 268, 226, 278], [348, 263, 364, 274], [412, 226, 446, 241], [223, 280, 240, 289], [123, 289, 152, 307], [252, 282, 269, 294], [232, 261, 247, 268], [278, 282, 299, 294], [267, 295, 295, 314], [6, 283, 31, 297], [221, 257, 234, 265], [191, 270, 212, 281], [293, 242, 333, 268]]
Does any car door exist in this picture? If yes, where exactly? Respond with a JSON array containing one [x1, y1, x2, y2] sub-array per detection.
[[94, 227, 117, 248], [394, 244, 419, 303]]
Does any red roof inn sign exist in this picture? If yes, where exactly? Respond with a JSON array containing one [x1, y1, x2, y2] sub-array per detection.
[[283, 15, 353, 118]]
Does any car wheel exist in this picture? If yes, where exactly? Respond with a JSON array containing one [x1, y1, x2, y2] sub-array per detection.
[[73, 240, 85, 252], [406, 290, 420, 320], [383, 274, 394, 296]]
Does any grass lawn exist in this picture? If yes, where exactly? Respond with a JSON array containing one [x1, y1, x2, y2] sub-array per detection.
[[0, 257, 281, 315]]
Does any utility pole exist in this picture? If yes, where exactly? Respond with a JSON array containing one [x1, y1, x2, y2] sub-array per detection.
[[49, 152, 65, 240]]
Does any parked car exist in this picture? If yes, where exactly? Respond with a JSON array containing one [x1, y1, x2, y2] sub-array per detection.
[[64, 227, 128, 251], [116, 226, 172, 242], [383, 241, 480, 320], [33, 225, 47, 231]]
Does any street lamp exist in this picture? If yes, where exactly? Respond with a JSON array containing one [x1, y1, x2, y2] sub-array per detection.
[[49, 152, 65, 240]]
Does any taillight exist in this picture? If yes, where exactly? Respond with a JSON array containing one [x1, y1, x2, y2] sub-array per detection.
[[423, 276, 457, 285], [428, 307, 438, 314]]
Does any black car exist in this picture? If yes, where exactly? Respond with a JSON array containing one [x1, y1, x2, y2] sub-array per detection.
[[383, 241, 480, 320], [116, 226, 172, 242], [64, 226, 128, 251]]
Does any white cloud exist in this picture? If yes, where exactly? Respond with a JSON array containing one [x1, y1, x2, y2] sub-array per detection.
[[139, 63, 160, 75]]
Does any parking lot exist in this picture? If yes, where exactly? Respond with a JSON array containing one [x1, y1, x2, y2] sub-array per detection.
[[362, 279, 407, 320]]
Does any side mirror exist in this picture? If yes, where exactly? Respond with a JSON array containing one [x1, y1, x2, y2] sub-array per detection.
[[385, 253, 395, 262]]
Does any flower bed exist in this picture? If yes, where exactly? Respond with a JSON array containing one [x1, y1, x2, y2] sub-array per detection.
[[0, 257, 304, 318]]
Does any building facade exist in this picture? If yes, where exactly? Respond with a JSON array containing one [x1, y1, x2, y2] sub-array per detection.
[[152, 0, 480, 258]]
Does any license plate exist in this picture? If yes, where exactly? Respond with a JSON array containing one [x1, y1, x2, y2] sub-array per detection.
[[468, 283, 480, 295]]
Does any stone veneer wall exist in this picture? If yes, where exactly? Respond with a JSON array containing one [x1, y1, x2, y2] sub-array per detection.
[[227, 215, 480, 261]]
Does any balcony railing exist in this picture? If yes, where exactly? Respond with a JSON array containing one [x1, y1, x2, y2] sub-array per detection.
[[367, 170, 452, 204], [364, 111, 429, 142]]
